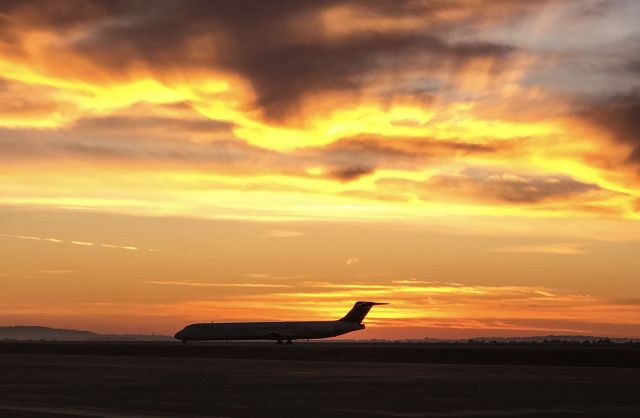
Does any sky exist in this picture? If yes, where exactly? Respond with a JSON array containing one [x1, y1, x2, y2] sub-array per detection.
[[1, 0, 640, 339]]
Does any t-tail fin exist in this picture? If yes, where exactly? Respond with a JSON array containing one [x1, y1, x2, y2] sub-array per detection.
[[339, 301, 388, 323]]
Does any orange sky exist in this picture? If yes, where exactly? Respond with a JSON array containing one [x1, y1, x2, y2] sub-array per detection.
[[1, 0, 639, 338]]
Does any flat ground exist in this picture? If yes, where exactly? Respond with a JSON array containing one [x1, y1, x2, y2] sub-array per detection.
[[1, 342, 639, 417]]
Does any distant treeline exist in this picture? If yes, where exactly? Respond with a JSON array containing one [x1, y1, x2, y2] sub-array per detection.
[[357, 336, 640, 345], [463, 338, 638, 345]]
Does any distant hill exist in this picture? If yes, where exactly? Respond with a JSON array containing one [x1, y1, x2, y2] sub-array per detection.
[[0, 326, 173, 341]]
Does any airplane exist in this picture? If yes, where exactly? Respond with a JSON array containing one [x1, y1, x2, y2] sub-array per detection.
[[174, 301, 387, 344]]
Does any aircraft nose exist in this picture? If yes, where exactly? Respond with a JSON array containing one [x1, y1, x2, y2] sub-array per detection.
[[174, 330, 185, 340]]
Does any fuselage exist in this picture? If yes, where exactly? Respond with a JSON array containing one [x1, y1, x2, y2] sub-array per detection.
[[174, 320, 364, 342]]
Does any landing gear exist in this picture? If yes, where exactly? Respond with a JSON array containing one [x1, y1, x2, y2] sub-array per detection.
[[277, 340, 283, 345], [286, 339, 293, 345]]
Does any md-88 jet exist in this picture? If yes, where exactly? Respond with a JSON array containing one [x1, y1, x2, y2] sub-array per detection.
[[174, 301, 387, 344]]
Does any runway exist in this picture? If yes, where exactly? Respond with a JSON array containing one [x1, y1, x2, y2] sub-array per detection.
[[1, 342, 639, 417]]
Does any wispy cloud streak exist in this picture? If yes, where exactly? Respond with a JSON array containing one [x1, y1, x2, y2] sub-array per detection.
[[0, 233, 154, 252], [147, 280, 293, 288]]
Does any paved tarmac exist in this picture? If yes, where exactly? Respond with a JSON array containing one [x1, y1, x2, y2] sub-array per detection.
[[1, 343, 640, 417], [2, 341, 640, 367]]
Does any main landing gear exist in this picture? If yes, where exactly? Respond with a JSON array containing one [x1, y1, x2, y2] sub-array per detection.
[[276, 339, 293, 345]]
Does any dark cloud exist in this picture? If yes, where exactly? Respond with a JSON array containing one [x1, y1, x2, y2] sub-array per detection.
[[301, 135, 500, 181], [72, 115, 232, 134], [304, 137, 418, 174], [0, 1, 111, 29], [328, 166, 376, 182], [193, 134, 498, 182], [1, 0, 516, 120], [0, 131, 287, 172], [317, 135, 498, 159], [430, 168, 599, 203], [377, 168, 601, 204], [628, 55, 640, 74], [583, 92, 640, 163], [226, 34, 512, 120]]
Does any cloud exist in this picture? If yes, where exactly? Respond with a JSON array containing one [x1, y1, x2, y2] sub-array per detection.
[[260, 230, 304, 239], [0, 0, 637, 224], [430, 168, 600, 203], [582, 92, 640, 164], [27, 269, 76, 275], [147, 280, 292, 288], [0, 78, 64, 123], [0, 1, 518, 121], [243, 273, 269, 279], [72, 114, 233, 135], [0, 128, 499, 184], [0, 233, 41, 241], [0, 269, 76, 279], [391, 279, 444, 285], [0, 233, 152, 252], [299, 135, 501, 182], [100, 244, 137, 251], [490, 243, 587, 255], [345, 257, 359, 266], [70, 240, 94, 247], [377, 167, 603, 205], [629, 59, 640, 74], [328, 166, 376, 182], [226, 32, 513, 120], [0, 131, 289, 172]]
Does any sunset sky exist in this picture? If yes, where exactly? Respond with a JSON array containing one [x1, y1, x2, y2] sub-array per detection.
[[1, 0, 639, 339]]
